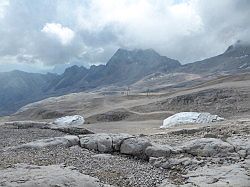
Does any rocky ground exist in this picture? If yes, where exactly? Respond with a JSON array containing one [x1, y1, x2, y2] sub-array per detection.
[[0, 118, 249, 187], [0, 124, 168, 187]]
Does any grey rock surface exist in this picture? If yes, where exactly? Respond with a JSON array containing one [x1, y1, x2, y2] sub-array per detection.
[[0, 163, 111, 187], [183, 163, 250, 187], [145, 144, 172, 158], [9, 135, 79, 150], [181, 138, 235, 157], [80, 133, 113, 152], [227, 136, 250, 157], [79, 133, 134, 153], [120, 137, 152, 159], [51, 126, 94, 135]]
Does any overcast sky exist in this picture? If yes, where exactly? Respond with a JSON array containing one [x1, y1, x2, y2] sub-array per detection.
[[0, 0, 249, 73]]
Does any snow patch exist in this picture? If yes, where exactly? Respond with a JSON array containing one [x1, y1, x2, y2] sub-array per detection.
[[160, 112, 224, 128], [53, 115, 84, 127]]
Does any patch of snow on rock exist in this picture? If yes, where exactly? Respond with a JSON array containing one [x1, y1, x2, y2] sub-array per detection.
[[53, 115, 84, 127], [160, 112, 224, 128]]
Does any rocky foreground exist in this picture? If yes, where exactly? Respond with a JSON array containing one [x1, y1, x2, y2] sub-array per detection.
[[0, 119, 249, 187]]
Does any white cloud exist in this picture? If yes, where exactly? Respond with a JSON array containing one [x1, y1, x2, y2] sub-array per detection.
[[0, 0, 9, 19], [0, 0, 250, 73], [42, 23, 75, 45]]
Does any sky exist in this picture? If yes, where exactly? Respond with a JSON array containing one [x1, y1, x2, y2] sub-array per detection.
[[0, 0, 249, 73]]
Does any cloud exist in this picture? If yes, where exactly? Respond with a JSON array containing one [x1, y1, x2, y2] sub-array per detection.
[[0, 0, 9, 19], [42, 23, 75, 45], [0, 0, 249, 73]]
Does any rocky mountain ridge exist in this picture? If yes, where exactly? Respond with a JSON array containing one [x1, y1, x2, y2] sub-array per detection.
[[1, 42, 250, 116]]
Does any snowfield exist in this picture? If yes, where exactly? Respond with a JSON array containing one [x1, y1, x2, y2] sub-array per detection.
[[53, 115, 85, 127], [160, 112, 224, 128]]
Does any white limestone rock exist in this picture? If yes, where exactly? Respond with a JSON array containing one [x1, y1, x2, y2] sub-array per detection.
[[160, 112, 224, 128]]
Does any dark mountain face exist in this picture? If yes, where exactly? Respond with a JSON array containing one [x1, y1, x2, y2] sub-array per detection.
[[180, 41, 250, 74], [49, 48, 181, 91], [0, 71, 58, 116], [53, 65, 88, 91], [102, 49, 181, 85]]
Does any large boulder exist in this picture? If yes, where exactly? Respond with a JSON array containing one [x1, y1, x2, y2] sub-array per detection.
[[52, 115, 84, 128], [109, 133, 134, 151], [145, 144, 172, 158], [79, 133, 134, 153], [120, 137, 152, 159], [0, 163, 112, 187], [160, 112, 224, 128], [80, 134, 112, 152], [181, 138, 235, 157]]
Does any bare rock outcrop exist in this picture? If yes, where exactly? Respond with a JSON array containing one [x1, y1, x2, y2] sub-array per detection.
[[79, 133, 134, 153], [181, 138, 235, 157], [183, 163, 249, 187], [145, 144, 172, 158], [0, 163, 112, 187], [120, 137, 152, 159]]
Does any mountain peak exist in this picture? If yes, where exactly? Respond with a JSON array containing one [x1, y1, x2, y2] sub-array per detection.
[[224, 40, 250, 54], [62, 65, 88, 77], [108, 48, 164, 66]]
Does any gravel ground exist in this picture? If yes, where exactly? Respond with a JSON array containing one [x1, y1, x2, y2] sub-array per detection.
[[0, 125, 65, 149], [0, 125, 168, 187]]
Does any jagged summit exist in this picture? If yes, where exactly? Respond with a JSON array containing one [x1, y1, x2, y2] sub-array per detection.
[[104, 48, 181, 85], [107, 48, 180, 66]]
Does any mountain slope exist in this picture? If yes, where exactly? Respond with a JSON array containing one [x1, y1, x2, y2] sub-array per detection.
[[100, 48, 181, 85], [0, 70, 57, 116], [180, 41, 250, 74]]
